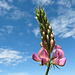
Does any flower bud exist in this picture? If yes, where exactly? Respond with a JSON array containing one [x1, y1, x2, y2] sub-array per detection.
[[40, 42, 45, 48], [50, 39, 54, 47], [47, 29, 50, 36], [47, 35, 49, 43], [36, 14, 39, 17], [41, 37, 44, 42], [42, 32, 45, 37], [43, 26, 46, 32], [34, 17, 38, 20]]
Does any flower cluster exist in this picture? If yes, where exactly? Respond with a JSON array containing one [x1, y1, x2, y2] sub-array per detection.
[[32, 47, 49, 66], [32, 45, 66, 66], [32, 6, 66, 75]]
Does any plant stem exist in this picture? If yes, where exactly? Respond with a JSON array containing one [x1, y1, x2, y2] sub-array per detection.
[[45, 53, 51, 75], [45, 61, 50, 75]]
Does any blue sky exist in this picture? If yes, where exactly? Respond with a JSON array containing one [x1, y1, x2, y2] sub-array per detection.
[[0, 0, 75, 75]]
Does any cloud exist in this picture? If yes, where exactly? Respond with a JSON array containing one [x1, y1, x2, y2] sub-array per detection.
[[0, 69, 3, 72], [5, 25, 13, 34], [0, 25, 13, 42], [27, 23, 33, 27], [0, 25, 13, 36], [9, 9, 32, 20], [8, 9, 26, 20], [57, 0, 71, 8], [0, 0, 11, 10], [0, 47, 31, 66], [8, 72, 29, 75], [32, 27, 40, 37], [32, 0, 54, 6], [0, 0, 32, 20], [24, 56, 31, 61], [51, 8, 75, 39]]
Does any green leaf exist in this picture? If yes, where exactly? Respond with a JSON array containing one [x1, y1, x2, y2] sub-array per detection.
[[55, 65, 60, 70]]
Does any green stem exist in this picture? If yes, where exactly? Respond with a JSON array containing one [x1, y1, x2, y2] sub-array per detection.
[[45, 61, 50, 75], [45, 52, 51, 75]]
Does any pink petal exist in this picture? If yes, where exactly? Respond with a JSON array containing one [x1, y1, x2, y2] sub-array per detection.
[[54, 45, 61, 49], [57, 49, 64, 58], [32, 53, 41, 62], [38, 47, 49, 60], [41, 58, 47, 65], [53, 58, 59, 65], [59, 58, 66, 66], [52, 49, 58, 58]]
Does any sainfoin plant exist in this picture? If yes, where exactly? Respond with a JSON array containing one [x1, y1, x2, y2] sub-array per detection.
[[32, 6, 66, 75]]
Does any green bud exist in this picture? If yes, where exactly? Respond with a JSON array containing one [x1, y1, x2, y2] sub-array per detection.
[[41, 37, 44, 42], [47, 29, 50, 36], [52, 36, 54, 40], [43, 41, 48, 50], [34, 17, 38, 20], [47, 35, 49, 44], [46, 24, 49, 29], [42, 31, 45, 38], [39, 24, 43, 29], [47, 21, 50, 26], [43, 26, 46, 32], [38, 5, 40, 11], [37, 14, 40, 18], [35, 8, 38, 13], [44, 15, 47, 22]]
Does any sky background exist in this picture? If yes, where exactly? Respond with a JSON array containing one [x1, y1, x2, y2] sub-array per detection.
[[0, 0, 75, 75]]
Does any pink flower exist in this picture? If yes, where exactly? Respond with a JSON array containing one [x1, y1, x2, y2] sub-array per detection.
[[32, 47, 49, 65], [52, 45, 66, 66]]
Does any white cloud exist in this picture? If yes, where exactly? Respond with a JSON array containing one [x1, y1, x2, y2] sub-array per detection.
[[24, 56, 31, 61], [0, 25, 13, 36], [28, 23, 32, 27], [0, 69, 3, 72], [51, 8, 75, 39], [8, 72, 29, 75], [0, 47, 22, 65], [9, 9, 25, 20], [33, 27, 40, 37], [7, 9, 32, 20], [5, 25, 13, 34], [57, 0, 71, 8], [0, 0, 11, 10], [0, 47, 31, 66], [0, 0, 32, 20], [32, 0, 54, 6]]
